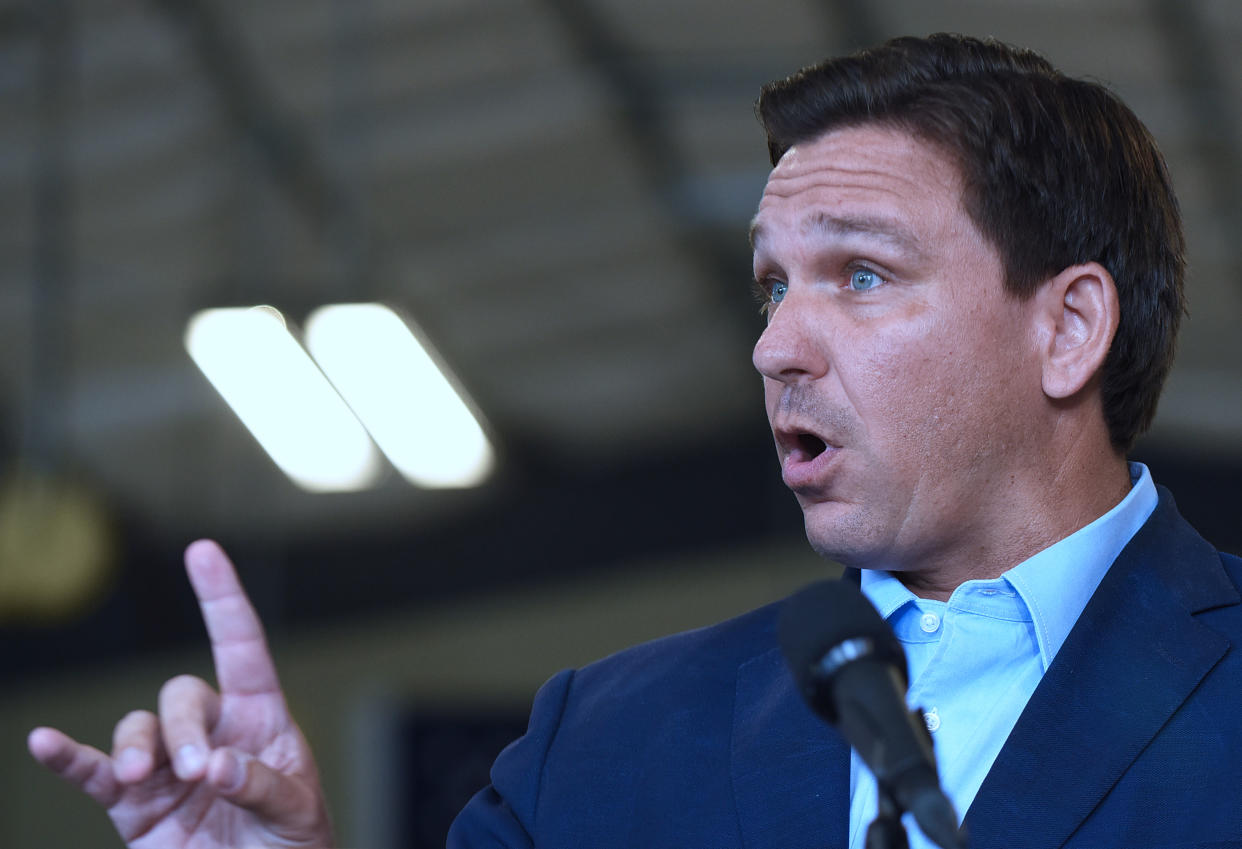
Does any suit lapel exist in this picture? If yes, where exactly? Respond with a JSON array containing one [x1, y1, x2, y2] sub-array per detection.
[[963, 489, 1238, 849], [731, 645, 851, 849]]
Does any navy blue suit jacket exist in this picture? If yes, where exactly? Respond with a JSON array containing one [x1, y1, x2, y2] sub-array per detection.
[[449, 489, 1242, 848]]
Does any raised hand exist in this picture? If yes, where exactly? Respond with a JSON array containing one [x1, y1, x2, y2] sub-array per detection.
[[27, 539, 335, 849]]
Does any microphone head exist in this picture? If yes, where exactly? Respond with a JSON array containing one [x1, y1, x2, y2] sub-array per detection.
[[778, 579, 908, 721]]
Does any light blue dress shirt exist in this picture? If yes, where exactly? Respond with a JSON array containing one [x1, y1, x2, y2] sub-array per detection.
[[846, 462, 1158, 849]]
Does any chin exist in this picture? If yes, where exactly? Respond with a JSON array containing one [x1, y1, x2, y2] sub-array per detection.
[[801, 503, 882, 569]]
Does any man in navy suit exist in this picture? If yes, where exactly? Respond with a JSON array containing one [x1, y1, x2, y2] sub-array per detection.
[[29, 34, 1242, 849]]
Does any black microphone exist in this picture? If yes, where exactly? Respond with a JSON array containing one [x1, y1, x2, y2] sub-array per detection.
[[778, 579, 965, 849]]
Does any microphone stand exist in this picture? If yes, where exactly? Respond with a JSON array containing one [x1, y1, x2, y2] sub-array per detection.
[[865, 755, 967, 849], [865, 786, 910, 849], [865, 704, 963, 849]]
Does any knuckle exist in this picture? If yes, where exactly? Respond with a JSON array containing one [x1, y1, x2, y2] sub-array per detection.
[[79, 759, 119, 803], [118, 708, 156, 727], [112, 710, 156, 745], [159, 673, 208, 700]]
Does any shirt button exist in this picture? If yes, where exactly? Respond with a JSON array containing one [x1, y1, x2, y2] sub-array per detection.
[[924, 708, 941, 732], [919, 612, 941, 633]]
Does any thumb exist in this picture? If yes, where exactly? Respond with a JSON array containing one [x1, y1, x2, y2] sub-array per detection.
[[207, 747, 329, 837]]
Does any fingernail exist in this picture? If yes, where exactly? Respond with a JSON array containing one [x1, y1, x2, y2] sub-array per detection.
[[177, 744, 204, 776], [219, 750, 247, 794], [116, 747, 148, 778]]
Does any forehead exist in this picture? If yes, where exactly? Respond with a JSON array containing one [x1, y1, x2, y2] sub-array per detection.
[[750, 125, 966, 250]]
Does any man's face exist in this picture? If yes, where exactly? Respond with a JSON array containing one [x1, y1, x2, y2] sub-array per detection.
[[751, 125, 1044, 577]]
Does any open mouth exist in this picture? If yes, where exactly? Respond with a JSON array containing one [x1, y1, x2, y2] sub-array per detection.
[[795, 432, 828, 460], [775, 426, 837, 490]]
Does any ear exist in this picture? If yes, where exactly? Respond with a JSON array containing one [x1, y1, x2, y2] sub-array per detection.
[[1034, 262, 1119, 400]]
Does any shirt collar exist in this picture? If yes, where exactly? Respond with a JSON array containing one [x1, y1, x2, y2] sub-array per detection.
[[1004, 461, 1156, 666], [861, 462, 1158, 667]]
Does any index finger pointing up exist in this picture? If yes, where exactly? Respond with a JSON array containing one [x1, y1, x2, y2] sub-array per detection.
[[185, 539, 283, 697]]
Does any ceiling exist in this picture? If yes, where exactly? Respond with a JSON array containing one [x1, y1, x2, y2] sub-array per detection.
[[3, 0, 1241, 552]]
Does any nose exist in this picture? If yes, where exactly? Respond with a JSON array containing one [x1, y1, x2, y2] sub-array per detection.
[[751, 292, 828, 383]]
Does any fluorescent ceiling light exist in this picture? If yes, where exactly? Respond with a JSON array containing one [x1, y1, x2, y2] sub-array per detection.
[[185, 306, 381, 492], [304, 303, 495, 488]]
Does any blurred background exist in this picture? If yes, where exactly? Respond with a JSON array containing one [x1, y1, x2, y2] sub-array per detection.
[[2, 0, 1240, 845]]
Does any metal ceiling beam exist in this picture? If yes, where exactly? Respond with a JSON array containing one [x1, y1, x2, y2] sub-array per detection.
[[148, 0, 353, 240], [0, 3, 35, 41], [537, 0, 688, 207], [24, 0, 73, 474], [821, 0, 886, 52], [1151, 0, 1242, 285], [535, 0, 754, 293]]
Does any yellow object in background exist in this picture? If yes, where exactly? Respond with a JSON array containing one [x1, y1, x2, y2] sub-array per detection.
[[0, 471, 116, 624]]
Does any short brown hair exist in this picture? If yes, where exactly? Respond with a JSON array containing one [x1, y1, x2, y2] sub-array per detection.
[[757, 34, 1186, 453]]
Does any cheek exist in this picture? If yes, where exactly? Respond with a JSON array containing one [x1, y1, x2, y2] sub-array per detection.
[[851, 317, 945, 417], [891, 319, 1034, 474], [854, 319, 995, 462]]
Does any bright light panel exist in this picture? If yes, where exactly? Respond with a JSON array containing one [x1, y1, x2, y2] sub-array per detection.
[[304, 303, 495, 488], [185, 306, 381, 492]]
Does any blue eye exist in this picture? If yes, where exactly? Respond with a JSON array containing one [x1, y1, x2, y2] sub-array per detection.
[[770, 281, 788, 303], [848, 268, 882, 291]]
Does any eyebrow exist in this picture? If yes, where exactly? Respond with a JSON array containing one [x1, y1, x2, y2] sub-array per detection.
[[750, 212, 926, 261]]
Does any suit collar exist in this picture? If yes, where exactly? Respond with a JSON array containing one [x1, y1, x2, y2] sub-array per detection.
[[962, 487, 1238, 848], [731, 643, 851, 849], [726, 490, 1237, 849]]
